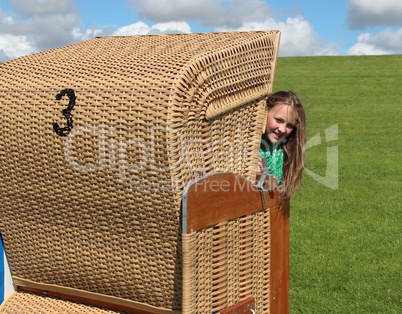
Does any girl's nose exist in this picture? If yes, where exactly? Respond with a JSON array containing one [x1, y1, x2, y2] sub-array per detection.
[[278, 124, 285, 134]]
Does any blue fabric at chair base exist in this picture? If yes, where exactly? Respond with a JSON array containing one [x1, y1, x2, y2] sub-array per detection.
[[0, 236, 4, 304]]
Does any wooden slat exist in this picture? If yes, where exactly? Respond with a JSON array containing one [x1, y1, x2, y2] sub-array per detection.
[[269, 199, 290, 314], [219, 297, 255, 314], [183, 172, 279, 233], [11, 279, 179, 314]]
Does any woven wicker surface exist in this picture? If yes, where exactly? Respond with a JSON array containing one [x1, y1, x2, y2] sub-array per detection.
[[0, 291, 121, 314], [182, 209, 271, 314], [0, 31, 280, 311]]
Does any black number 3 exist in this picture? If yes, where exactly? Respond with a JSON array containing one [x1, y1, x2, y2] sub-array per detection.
[[53, 89, 76, 137]]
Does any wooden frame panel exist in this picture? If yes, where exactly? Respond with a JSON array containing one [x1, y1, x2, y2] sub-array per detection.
[[182, 172, 289, 313]]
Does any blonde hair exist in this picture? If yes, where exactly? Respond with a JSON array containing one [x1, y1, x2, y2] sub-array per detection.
[[266, 91, 306, 198]]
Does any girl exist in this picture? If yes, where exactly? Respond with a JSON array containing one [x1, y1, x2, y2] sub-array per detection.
[[259, 91, 306, 198]]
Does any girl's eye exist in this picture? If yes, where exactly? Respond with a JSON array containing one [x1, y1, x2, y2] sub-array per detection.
[[286, 124, 295, 129]]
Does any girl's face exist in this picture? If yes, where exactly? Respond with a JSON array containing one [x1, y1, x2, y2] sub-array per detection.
[[265, 104, 297, 144]]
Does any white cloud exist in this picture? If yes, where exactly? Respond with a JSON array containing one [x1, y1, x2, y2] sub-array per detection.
[[347, 0, 402, 29], [347, 0, 402, 55], [113, 22, 151, 36], [0, 0, 84, 61], [2, 16, 14, 25], [150, 21, 191, 34], [20, 13, 83, 49], [217, 16, 339, 56], [0, 34, 36, 62], [113, 21, 191, 36], [0, 0, 195, 62], [71, 27, 104, 41], [128, 0, 219, 21], [128, 0, 271, 29], [10, 0, 75, 16], [348, 27, 402, 55], [347, 41, 390, 55]]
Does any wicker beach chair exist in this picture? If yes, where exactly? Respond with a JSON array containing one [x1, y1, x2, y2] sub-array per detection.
[[0, 31, 288, 313]]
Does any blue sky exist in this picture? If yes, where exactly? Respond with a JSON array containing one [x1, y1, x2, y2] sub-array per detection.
[[0, 0, 401, 62]]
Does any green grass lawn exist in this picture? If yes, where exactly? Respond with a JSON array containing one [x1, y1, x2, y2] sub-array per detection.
[[273, 55, 402, 313]]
